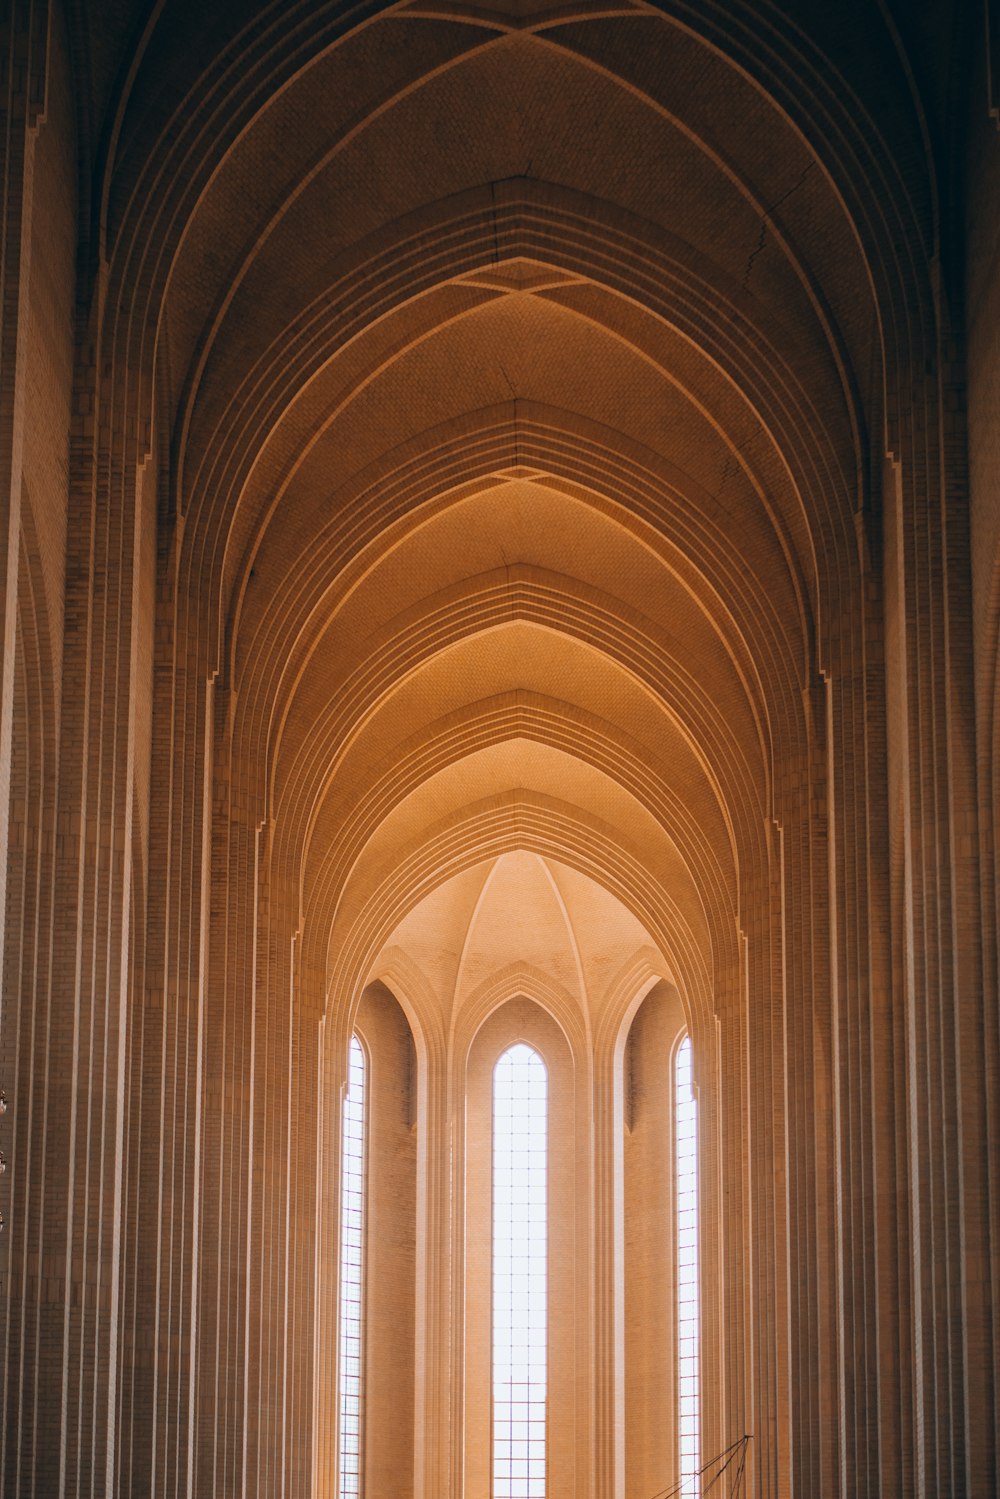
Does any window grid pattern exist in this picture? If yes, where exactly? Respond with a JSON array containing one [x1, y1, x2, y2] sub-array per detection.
[[676, 1036, 700, 1496], [339, 1036, 366, 1499], [493, 1044, 547, 1499]]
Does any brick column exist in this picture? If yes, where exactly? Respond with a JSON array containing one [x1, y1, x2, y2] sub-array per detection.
[[0, 0, 46, 1014], [0, 6, 48, 1493], [884, 342, 995, 1495], [1, 6, 151, 1494]]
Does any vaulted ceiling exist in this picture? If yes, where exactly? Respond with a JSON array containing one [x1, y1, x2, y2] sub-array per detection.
[[74, 0, 954, 1030]]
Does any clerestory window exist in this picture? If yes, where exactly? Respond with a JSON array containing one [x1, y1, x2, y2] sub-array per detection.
[[676, 1034, 699, 1495], [492, 1042, 547, 1499], [339, 1035, 367, 1499]]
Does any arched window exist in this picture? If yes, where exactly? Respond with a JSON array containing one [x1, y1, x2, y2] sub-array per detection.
[[493, 1043, 547, 1499], [675, 1034, 699, 1495], [339, 1035, 367, 1498]]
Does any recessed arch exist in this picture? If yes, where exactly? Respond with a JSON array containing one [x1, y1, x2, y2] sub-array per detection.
[[166, 28, 865, 457], [312, 734, 717, 946], [320, 791, 726, 1065], [454, 963, 591, 1067], [207, 255, 839, 629], [189, 179, 863, 662], [109, 0, 923, 533], [305, 690, 735, 900], [266, 575, 772, 882], [224, 411, 815, 814]]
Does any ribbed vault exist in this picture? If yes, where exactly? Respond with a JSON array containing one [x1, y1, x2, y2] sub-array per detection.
[[7, 2, 1000, 1499], [127, 17, 893, 1488], [3, 2, 986, 1497], [110, 7, 899, 1104]]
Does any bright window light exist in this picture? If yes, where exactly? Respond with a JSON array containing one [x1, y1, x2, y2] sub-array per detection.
[[493, 1043, 547, 1499], [676, 1035, 699, 1496], [339, 1036, 366, 1499]]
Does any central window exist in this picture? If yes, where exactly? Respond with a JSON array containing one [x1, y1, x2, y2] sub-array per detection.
[[492, 1043, 547, 1498]]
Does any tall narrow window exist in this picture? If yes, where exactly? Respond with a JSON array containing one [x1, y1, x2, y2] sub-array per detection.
[[676, 1035, 699, 1495], [493, 1043, 547, 1499], [339, 1036, 366, 1498]]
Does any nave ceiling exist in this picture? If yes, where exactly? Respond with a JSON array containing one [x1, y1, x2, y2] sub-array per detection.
[[79, 0, 925, 993], [3, 2, 994, 1495]]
